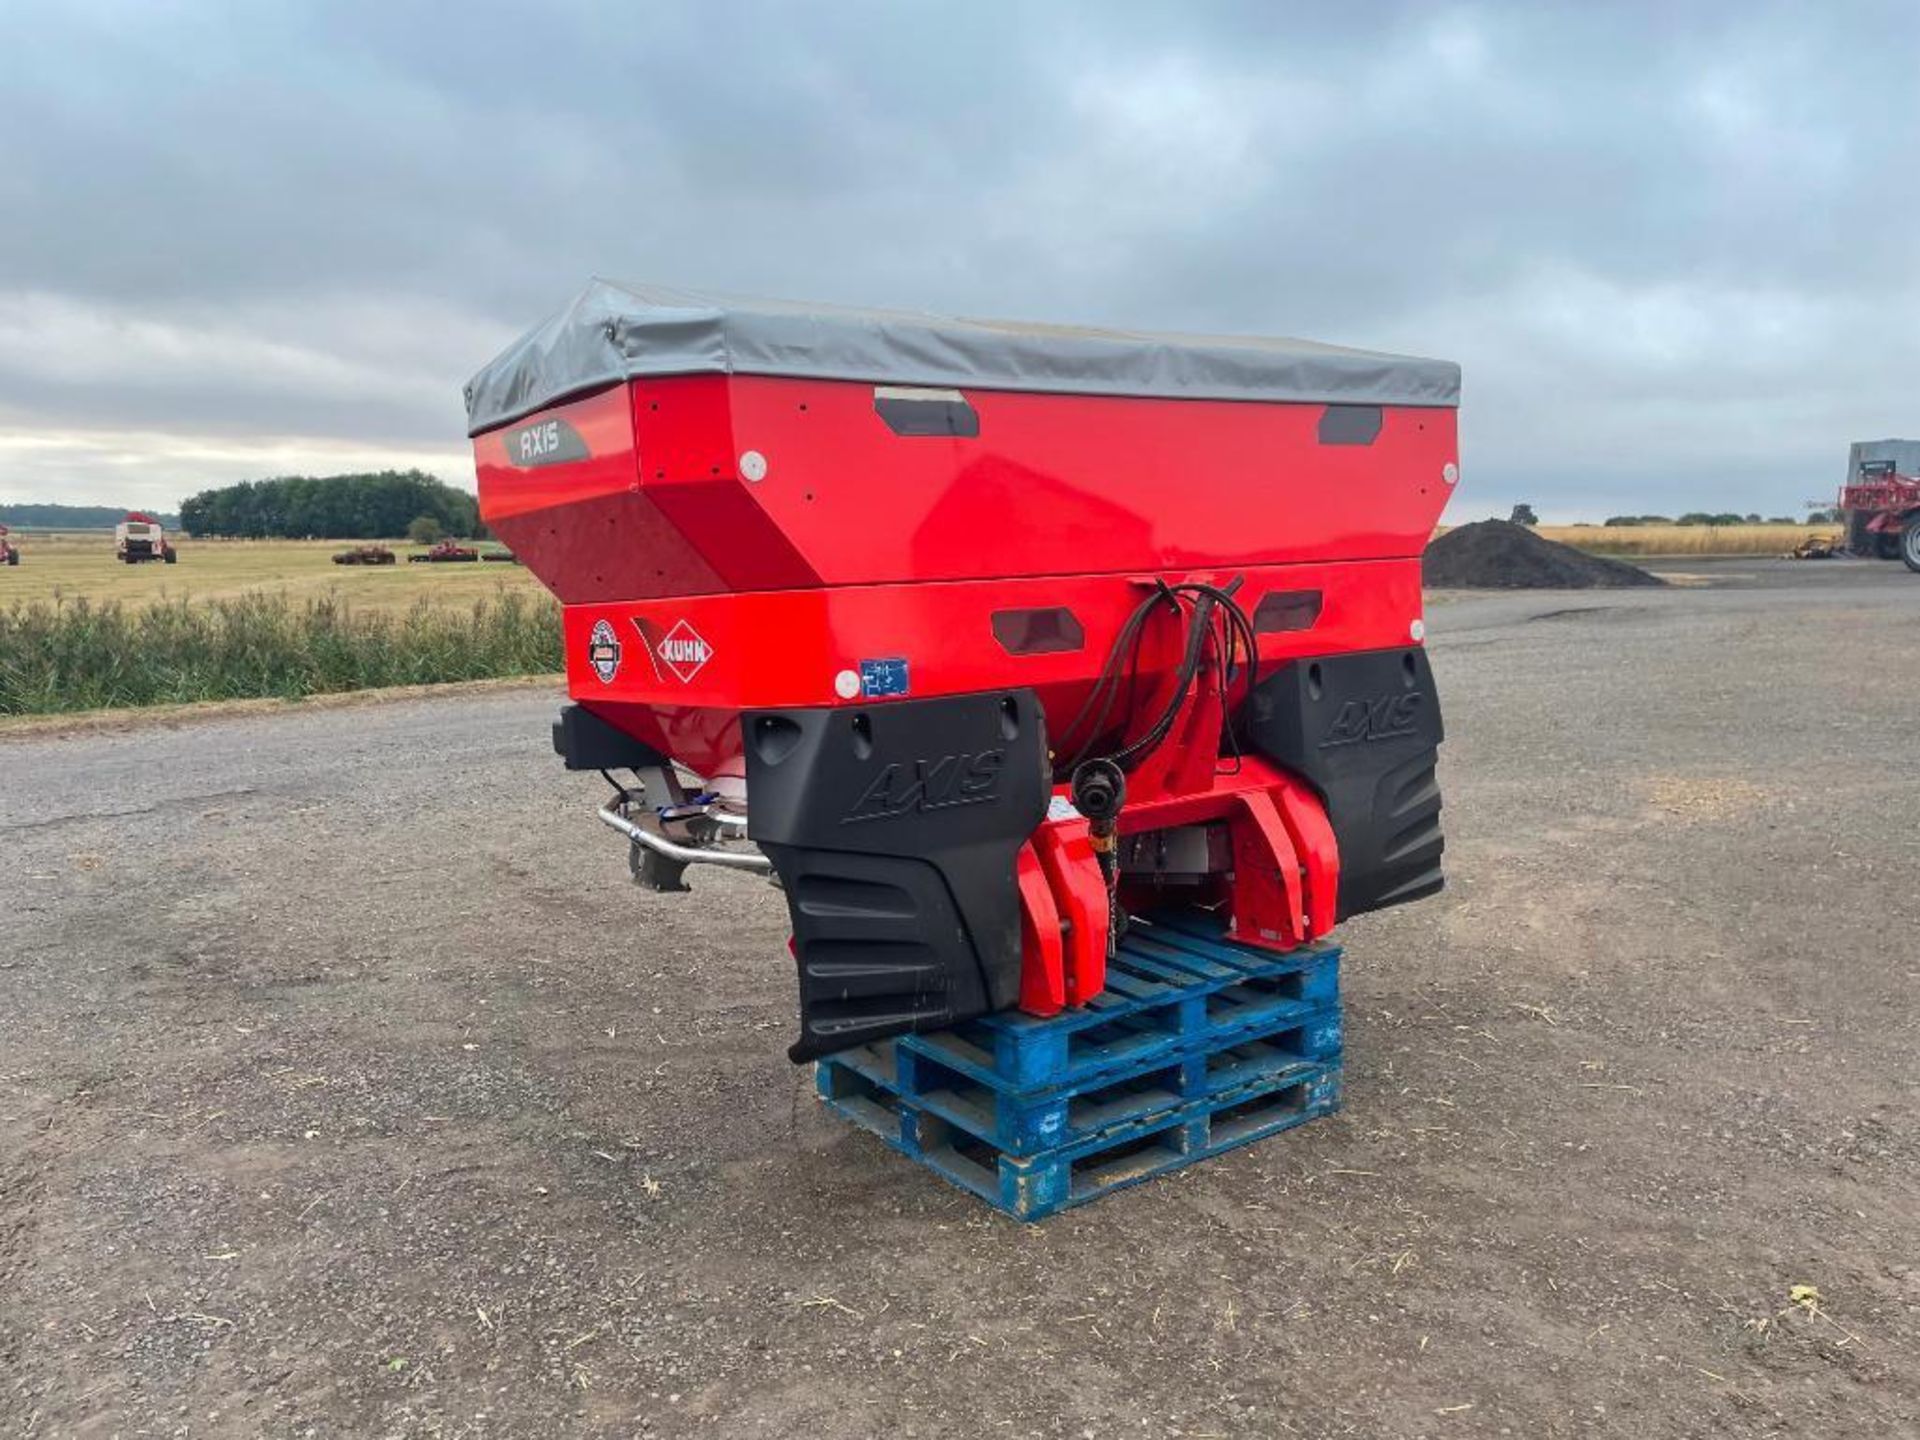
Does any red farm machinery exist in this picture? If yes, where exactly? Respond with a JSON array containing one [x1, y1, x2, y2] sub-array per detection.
[[115, 512, 176, 564], [333, 544, 398, 565], [1839, 448, 1920, 572], [468, 283, 1459, 1063], [0, 525, 18, 567], [408, 540, 481, 563]]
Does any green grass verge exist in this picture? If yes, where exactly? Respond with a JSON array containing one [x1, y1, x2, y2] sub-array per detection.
[[0, 591, 562, 715]]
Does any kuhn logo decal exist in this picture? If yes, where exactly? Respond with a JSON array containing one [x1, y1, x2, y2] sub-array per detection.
[[1319, 693, 1423, 748], [587, 618, 622, 684], [843, 751, 1005, 824], [505, 417, 589, 467], [654, 619, 714, 684]]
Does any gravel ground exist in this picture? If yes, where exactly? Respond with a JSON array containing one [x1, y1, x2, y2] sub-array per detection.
[[3, 558, 1918, 1439]]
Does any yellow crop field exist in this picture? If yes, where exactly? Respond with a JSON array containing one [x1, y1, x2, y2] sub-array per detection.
[[3, 523, 1845, 613], [0, 532, 549, 613], [1533, 523, 1835, 557]]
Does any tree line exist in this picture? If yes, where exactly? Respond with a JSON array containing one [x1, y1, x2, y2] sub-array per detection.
[[178, 472, 481, 539], [0, 503, 180, 530], [1510, 507, 1825, 529], [1603, 512, 1819, 526]]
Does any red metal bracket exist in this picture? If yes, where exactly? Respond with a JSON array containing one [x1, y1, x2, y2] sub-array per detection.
[[1014, 759, 1339, 1016], [1031, 819, 1109, 1006], [1015, 844, 1066, 1016]]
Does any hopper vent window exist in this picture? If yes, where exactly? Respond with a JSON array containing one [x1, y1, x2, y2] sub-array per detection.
[[1317, 405, 1382, 445], [991, 607, 1085, 656], [1252, 590, 1323, 634], [874, 386, 980, 438]]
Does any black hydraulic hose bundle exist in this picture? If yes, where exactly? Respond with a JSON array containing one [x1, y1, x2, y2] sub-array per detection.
[[1058, 578, 1260, 778], [1062, 577, 1261, 955], [1108, 587, 1218, 769], [1057, 581, 1180, 775]]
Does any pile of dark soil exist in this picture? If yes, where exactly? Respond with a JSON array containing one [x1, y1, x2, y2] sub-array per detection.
[[1424, 520, 1665, 589]]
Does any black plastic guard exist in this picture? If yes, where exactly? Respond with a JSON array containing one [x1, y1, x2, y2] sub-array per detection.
[[1247, 646, 1445, 921], [552, 703, 668, 772], [744, 691, 1048, 1062]]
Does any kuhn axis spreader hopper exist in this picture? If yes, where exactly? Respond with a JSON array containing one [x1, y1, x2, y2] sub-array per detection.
[[469, 284, 1458, 1060]]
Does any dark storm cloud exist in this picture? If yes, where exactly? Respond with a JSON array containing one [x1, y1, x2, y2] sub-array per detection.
[[3, 1, 1918, 514]]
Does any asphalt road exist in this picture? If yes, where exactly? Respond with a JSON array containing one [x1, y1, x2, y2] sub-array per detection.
[[4, 558, 1918, 1438]]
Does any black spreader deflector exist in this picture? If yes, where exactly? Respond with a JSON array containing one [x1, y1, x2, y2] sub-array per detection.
[[553, 703, 668, 772], [744, 690, 1049, 1062], [1247, 647, 1446, 920]]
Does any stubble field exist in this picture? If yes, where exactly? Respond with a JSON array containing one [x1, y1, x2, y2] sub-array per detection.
[[0, 533, 548, 613], [0, 525, 1844, 618], [1530, 523, 1832, 556]]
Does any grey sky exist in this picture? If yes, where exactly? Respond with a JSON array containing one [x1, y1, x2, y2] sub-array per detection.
[[5, 1, 1917, 521]]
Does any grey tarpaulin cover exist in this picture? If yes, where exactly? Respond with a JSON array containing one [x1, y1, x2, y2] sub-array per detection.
[[464, 280, 1461, 435], [1845, 439, 1920, 483]]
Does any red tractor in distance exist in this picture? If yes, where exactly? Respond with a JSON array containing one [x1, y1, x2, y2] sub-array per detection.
[[0, 525, 19, 567], [407, 540, 481, 563], [1840, 460, 1920, 572]]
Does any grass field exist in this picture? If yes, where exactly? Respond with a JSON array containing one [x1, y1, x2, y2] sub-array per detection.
[[0, 532, 548, 612], [1532, 523, 1833, 556]]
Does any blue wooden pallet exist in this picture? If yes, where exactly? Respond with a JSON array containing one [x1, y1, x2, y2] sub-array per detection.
[[822, 1059, 1342, 1221], [902, 917, 1340, 1094], [820, 1004, 1341, 1155]]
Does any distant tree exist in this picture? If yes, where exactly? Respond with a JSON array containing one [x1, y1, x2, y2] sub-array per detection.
[[1806, 508, 1839, 524], [1742, 512, 1762, 524], [1508, 503, 1539, 527], [407, 515, 444, 545], [1766, 516, 1797, 525]]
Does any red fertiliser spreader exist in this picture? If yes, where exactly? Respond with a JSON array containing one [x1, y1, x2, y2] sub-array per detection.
[[467, 283, 1460, 1061]]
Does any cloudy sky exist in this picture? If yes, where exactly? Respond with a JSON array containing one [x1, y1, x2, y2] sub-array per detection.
[[5, 1, 1917, 521]]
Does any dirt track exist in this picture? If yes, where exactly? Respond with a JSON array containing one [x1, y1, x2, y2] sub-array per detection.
[[4, 559, 1919, 1438]]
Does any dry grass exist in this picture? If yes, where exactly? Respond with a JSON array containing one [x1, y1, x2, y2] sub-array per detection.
[[0, 534, 561, 715], [0, 532, 547, 613], [1534, 524, 1835, 557], [0, 589, 561, 715]]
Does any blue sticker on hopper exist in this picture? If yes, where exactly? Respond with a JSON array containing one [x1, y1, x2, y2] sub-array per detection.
[[859, 659, 910, 698]]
